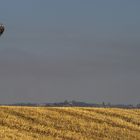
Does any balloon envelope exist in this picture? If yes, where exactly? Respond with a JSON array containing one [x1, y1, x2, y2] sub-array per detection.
[[0, 24, 5, 36]]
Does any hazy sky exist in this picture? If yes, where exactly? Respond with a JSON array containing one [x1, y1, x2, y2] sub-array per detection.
[[0, 0, 140, 104]]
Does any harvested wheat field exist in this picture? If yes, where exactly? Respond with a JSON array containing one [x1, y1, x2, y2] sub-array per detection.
[[0, 107, 140, 140]]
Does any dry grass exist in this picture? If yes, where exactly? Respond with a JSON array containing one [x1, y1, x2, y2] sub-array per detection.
[[0, 106, 140, 140]]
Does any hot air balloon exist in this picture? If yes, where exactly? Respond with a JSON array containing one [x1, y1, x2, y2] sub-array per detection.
[[0, 24, 5, 36]]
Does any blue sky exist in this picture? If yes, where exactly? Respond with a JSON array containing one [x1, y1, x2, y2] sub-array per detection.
[[0, 0, 140, 104]]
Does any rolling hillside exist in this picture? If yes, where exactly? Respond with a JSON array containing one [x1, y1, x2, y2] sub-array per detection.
[[0, 107, 140, 140]]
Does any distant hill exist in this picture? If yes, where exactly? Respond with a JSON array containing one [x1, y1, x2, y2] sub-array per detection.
[[5, 100, 140, 109]]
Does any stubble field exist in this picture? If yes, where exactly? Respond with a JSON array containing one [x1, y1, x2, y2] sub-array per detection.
[[0, 106, 140, 140]]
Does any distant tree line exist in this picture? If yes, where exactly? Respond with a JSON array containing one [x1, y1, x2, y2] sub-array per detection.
[[2, 100, 140, 109]]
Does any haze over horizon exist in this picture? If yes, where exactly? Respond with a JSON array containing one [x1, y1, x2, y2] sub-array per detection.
[[0, 0, 140, 104]]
